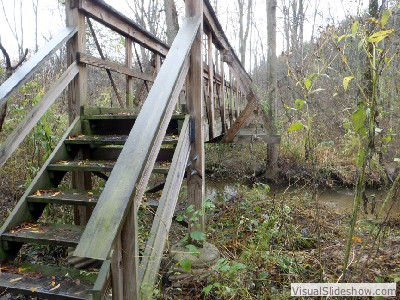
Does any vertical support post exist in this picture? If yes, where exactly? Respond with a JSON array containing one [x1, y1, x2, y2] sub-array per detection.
[[126, 38, 133, 109], [186, 0, 205, 237], [111, 236, 123, 300], [207, 31, 215, 139], [229, 71, 234, 126], [155, 54, 161, 73], [66, 0, 91, 226], [235, 79, 239, 118], [220, 55, 226, 132], [121, 201, 140, 299]]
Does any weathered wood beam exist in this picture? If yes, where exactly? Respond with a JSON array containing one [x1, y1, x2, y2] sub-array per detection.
[[207, 31, 215, 139], [125, 37, 134, 108], [186, 0, 205, 239], [90, 260, 111, 299], [77, 52, 156, 83], [0, 63, 79, 168], [74, 16, 201, 261], [78, 0, 169, 56], [0, 27, 76, 107], [220, 56, 226, 133], [86, 17, 124, 108], [222, 99, 257, 143], [140, 115, 190, 295]]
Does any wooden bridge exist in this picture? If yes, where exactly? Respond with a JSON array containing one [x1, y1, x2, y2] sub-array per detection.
[[0, 0, 276, 298]]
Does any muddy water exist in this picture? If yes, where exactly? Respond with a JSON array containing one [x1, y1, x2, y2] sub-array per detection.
[[205, 180, 400, 218]]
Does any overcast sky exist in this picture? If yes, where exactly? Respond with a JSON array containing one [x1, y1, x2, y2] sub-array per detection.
[[0, 0, 367, 71]]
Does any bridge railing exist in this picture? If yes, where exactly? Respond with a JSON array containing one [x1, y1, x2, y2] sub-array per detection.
[[0, 27, 78, 168]]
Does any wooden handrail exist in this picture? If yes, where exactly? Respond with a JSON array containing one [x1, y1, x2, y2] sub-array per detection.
[[78, 0, 169, 57], [140, 115, 191, 293], [74, 16, 202, 260], [0, 63, 79, 168], [0, 27, 77, 106]]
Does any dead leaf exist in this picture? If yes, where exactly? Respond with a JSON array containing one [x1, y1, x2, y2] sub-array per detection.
[[9, 276, 23, 283], [49, 283, 60, 291], [352, 236, 362, 243], [52, 191, 61, 197], [31, 287, 40, 292]]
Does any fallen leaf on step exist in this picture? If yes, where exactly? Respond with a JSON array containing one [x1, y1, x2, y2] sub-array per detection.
[[9, 277, 23, 282], [52, 191, 61, 197], [31, 287, 40, 292], [49, 283, 60, 291]]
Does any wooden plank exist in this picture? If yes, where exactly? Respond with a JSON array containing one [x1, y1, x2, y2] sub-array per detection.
[[91, 260, 111, 299], [2, 223, 84, 247], [222, 100, 257, 142], [47, 160, 170, 174], [27, 189, 99, 206], [140, 116, 190, 294], [125, 37, 134, 108], [65, 134, 178, 146], [111, 235, 123, 300], [79, 0, 169, 56], [74, 16, 201, 260], [220, 56, 226, 132], [77, 52, 156, 83], [0, 63, 79, 168], [0, 262, 95, 300], [0, 27, 77, 106], [186, 0, 205, 238], [207, 31, 215, 139], [0, 117, 81, 259]]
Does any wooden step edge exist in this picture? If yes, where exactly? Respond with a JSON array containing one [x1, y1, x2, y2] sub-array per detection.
[[47, 160, 171, 174], [64, 134, 179, 145], [2, 223, 84, 248], [0, 261, 96, 299], [27, 189, 99, 206], [82, 113, 185, 120]]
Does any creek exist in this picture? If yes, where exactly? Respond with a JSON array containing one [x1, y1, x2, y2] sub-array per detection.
[[205, 179, 400, 219]]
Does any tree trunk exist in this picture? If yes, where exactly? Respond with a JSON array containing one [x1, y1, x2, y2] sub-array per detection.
[[266, 0, 278, 180], [237, 0, 252, 69], [164, 0, 179, 46]]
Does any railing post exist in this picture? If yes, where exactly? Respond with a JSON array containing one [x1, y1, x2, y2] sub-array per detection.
[[185, 0, 205, 237], [207, 31, 215, 139], [126, 38, 133, 108], [66, 0, 92, 226]]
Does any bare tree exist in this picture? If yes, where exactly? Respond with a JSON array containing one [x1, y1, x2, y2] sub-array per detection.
[[0, 42, 28, 131], [266, 0, 278, 179], [237, 0, 253, 69], [164, 0, 179, 45]]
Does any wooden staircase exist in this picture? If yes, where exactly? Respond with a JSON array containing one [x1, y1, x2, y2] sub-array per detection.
[[0, 109, 185, 299]]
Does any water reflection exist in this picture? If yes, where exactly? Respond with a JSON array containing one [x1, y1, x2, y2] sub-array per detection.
[[205, 179, 400, 218]]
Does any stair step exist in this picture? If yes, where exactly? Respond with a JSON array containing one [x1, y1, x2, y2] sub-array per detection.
[[47, 160, 171, 174], [83, 113, 185, 120], [27, 189, 159, 208], [0, 262, 95, 299], [27, 190, 99, 206], [65, 134, 178, 146], [2, 223, 84, 248]]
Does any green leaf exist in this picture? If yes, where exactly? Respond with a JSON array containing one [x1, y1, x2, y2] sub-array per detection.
[[190, 231, 206, 242], [394, 158, 400, 163], [367, 29, 394, 44], [185, 244, 200, 256], [294, 99, 306, 110], [304, 78, 312, 91], [288, 122, 306, 132], [380, 11, 389, 29], [352, 21, 359, 37], [352, 106, 366, 133], [343, 76, 354, 92], [179, 258, 191, 272], [175, 215, 183, 222], [338, 34, 347, 42], [202, 285, 214, 295]]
